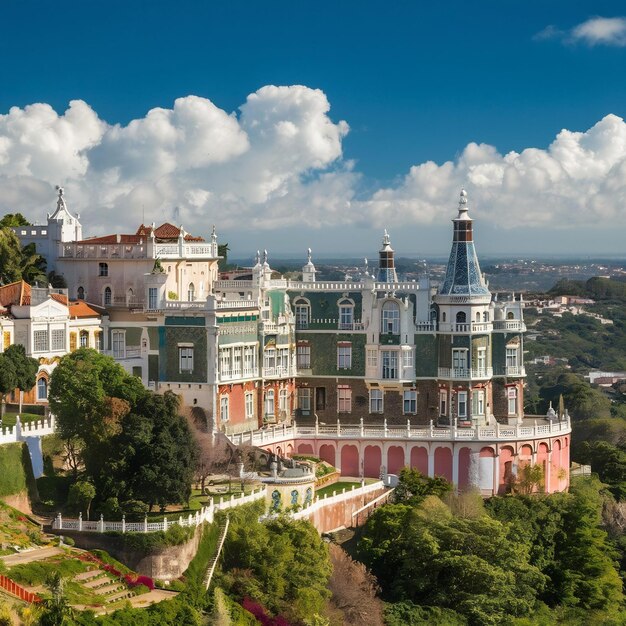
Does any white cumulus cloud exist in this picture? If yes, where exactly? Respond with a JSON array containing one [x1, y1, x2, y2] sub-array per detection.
[[536, 16, 626, 47], [0, 87, 626, 250]]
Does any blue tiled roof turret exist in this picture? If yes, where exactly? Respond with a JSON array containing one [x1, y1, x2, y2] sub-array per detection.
[[439, 190, 490, 297]]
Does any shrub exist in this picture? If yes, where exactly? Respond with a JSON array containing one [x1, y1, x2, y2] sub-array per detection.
[[124, 574, 155, 590], [120, 499, 149, 521]]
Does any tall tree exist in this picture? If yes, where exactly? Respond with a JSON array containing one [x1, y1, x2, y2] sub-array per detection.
[[0, 213, 30, 227], [0, 227, 22, 285], [0, 354, 16, 419], [3, 344, 39, 412]]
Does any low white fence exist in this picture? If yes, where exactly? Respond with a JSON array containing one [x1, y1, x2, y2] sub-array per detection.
[[291, 480, 384, 521], [228, 416, 572, 447], [0, 416, 56, 445], [52, 486, 267, 534]]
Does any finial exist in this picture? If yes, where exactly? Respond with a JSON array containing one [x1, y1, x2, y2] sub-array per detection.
[[383, 229, 390, 246], [307, 247, 312, 263], [263, 249, 268, 265], [255, 250, 260, 265], [211, 224, 217, 242], [56, 185, 64, 197]]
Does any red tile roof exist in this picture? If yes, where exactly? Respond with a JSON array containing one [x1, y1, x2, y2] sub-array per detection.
[[78, 222, 204, 245], [0, 281, 30, 307], [51, 293, 69, 305], [68, 300, 101, 318]]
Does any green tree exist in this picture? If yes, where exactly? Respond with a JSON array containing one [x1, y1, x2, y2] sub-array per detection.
[[393, 467, 452, 505], [39, 572, 75, 626], [0, 213, 30, 227], [3, 344, 39, 412], [357, 497, 545, 625], [67, 480, 96, 520], [49, 348, 145, 444], [19, 242, 47, 285], [0, 227, 22, 284], [0, 354, 17, 419]]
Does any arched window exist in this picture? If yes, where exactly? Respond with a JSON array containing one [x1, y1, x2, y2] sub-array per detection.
[[126, 288, 134, 306], [442, 312, 447, 322], [104, 287, 112, 306], [294, 298, 310, 329], [507, 311, 515, 320], [475, 312, 481, 323], [456, 311, 466, 323], [79, 330, 89, 348], [37, 377, 48, 401], [381, 301, 400, 334], [188, 283, 195, 301], [99, 262, 108, 277], [338, 298, 354, 330], [483, 311, 489, 322], [77, 286, 85, 300]]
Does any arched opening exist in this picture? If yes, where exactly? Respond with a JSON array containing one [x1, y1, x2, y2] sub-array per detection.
[[126, 288, 134, 306], [188, 283, 195, 301], [363, 446, 382, 477], [483, 311, 489, 322], [499, 446, 515, 494], [79, 330, 89, 348], [319, 444, 336, 467], [410, 447, 428, 475], [442, 312, 447, 322], [103, 286, 112, 306], [37, 377, 48, 401], [77, 286, 85, 300], [475, 312, 480, 323], [434, 447, 452, 482], [458, 447, 472, 490], [381, 301, 400, 334], [340, 445, 359, 477], [456, 311, 466, 324], [507, 311, 515, 320], [297, 443, 314, 455], [479, 447, 495, 493], [387, 446, 405, 475]]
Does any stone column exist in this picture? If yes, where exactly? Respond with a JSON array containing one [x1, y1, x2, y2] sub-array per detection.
[[427, 446, 435, 478]]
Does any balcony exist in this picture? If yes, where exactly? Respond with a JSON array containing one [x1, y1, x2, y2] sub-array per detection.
[[263, 366, 296, 379], [438, 322, 493, 334], [492, 320, 526, 332], [415, 322, 436, 332], [438, 367, 493, 380], [494, 365, 526, 377], [296, 319, 365, 331]]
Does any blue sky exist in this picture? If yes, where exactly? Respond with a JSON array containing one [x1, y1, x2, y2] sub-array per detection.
[[1, 1, 626, 257]]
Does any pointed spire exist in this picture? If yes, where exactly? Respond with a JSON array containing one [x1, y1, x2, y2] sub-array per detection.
[[438, 189, 490, 298]]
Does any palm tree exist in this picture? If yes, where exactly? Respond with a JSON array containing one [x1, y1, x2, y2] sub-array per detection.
[[39, 572, 75, 626], [19, 243, 47, 286]]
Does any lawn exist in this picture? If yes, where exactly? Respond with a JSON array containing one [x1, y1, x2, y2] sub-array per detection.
[[0, 412, 44, 429], [314, 481, 362, 499]]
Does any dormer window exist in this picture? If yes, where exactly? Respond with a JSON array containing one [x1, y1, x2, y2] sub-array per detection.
[[381, 301, 400, 334]]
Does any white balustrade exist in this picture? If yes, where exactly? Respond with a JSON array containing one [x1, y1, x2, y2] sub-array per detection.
[[52, 486, 267, 534]]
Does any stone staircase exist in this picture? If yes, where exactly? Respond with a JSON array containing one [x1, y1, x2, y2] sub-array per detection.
[[72, 568, 133, 604]]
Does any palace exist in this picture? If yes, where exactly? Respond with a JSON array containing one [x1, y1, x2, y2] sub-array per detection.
[[6, 188, 571, 494]]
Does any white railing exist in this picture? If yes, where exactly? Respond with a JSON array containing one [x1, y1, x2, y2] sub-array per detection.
[[0, 416, 56, 445], [216, 300, 257, 310], [503, 366, 526, 377], [163, 301, 207, 310], [438, 322, 493, 333], [52, 486, 267, 533], [415, 322, 436, 332], [263, 366, 295, 378], [227, 416, 571, 447], [290, 480, 385, 520], [493, 320, 526, 332], [60, 243, 147, 260], [437, 367, 493, 379], [154, 243, 218, 259]]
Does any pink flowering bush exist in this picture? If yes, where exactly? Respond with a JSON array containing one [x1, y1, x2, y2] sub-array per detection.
[[241, 597, 291, 626]]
